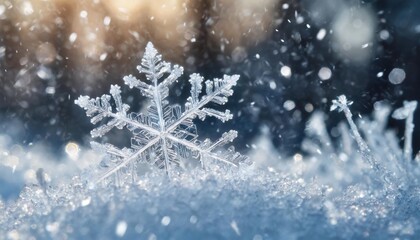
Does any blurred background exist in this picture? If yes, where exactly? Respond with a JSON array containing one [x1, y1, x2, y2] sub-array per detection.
[[1, 0, 420, 164]]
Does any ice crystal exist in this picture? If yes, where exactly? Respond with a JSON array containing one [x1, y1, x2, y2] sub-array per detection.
[[330, 95, 372, 163], [326, 96, 419, 189], [75, 42, 249, 183], [392, 100, 418, 161]]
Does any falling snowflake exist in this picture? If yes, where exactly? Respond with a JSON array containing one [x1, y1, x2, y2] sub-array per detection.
[[75, 42, 249, 183]]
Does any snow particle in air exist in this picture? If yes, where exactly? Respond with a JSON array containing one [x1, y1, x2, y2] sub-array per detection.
[[388, 68, 406, 85], [305, 103, 314, 113], [253, 234, 263, 240], [318, 67, 332, 81], [0, 46, 5, 59], [379, 30, 390, 40], [45, 86, 55, 95], [190, 215, 198, 224], [69, 33, 78, 43], [21, 1, 34, 16], [148, 233, 157, 240], [293, 153, 303, 161], [80, 10, 88, 18], [280, 66, 292, 78], [36, 66, 53, 80], [135, 224, 144, 233], [230, 221, 241, 236], [317, 29, 327, 41], [161, 216, 171, 226], [283, 100, 296, 111], [100, 53, 108, 61], [103, 16, 111, 26], [36, 43, 57, 65], [81, 196, 91, 207], [269, 81, 277, 90], [231, 46, 247, 63], [296, 16, 304, 24], [46, 222, 59, 234], [332, 7, 374, 62], [0, 5, 5, 16], [115, 221, 127, 237], [65, 142, 80, 160]]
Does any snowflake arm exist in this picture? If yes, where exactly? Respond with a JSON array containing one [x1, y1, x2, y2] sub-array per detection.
[[123, 75, 153, 98], [166, 130, 247, 169], [91, 142, 130, 159], [75, 86, 158, 137], [75, 87, 129, 138], [95, 136, 161, 184], [168, 74, 239, 133]]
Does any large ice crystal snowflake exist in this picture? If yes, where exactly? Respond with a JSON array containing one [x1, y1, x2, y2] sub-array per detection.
[[75, 42, 249, 183]]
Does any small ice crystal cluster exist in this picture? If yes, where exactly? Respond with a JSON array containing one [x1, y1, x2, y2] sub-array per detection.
[[1, 46, 420, 239], [75, 42, 249, 185], [298, 95, 420, 192]]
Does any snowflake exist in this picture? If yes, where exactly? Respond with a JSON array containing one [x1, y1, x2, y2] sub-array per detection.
[[330, 95, 353, 112], [75, 42, 249, 183]]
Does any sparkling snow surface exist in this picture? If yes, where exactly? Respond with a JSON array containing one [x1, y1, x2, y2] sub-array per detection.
[[1, 166, 420, 239]]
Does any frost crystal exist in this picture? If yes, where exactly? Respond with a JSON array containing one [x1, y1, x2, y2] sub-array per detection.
[[330, 95, 368, 153], [330, 95, 389, 185], [392, 100, 418, 161], [75, 42, 249, 183]]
